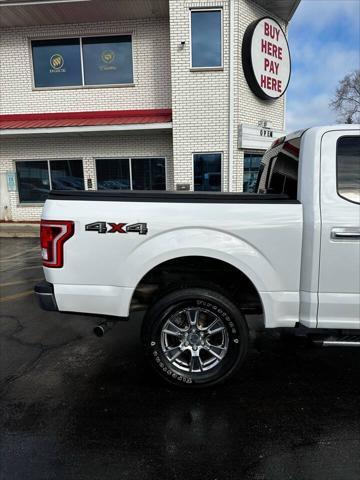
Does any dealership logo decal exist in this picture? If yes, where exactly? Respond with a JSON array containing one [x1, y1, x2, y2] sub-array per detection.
[[101, 50, 115, 64], [100, 49, 117, 72], [242, 17, 291, 100], [50, 53, 65, 73]]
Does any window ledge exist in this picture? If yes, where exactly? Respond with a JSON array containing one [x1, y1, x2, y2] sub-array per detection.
[[190, 67, 224, 72], [32, 83, 135, 91], [17, 203, 44, 207]]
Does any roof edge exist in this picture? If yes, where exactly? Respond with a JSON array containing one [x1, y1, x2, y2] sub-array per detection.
[[0, 108, 172, 122]]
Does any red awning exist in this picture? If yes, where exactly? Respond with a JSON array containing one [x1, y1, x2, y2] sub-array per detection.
[[0, 109, 172, 130]]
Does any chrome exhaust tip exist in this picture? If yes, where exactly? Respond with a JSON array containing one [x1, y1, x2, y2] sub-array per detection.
[[93, 321, 112, 337]]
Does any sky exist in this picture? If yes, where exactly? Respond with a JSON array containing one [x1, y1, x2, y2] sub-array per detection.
[[286, 0, 360, 131]]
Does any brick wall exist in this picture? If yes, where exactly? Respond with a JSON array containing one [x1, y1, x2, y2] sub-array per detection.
[[169, 0, 286, 192], [0, 0, 289, 223], [0, 132, 173, 221], [169, 0, 230, 191], [0, 17, 172, 114]]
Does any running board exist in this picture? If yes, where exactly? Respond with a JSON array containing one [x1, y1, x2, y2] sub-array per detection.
[[312, 335, 360, 347]]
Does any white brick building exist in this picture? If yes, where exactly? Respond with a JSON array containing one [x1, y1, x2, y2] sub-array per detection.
[[0, 0, 300, 221]]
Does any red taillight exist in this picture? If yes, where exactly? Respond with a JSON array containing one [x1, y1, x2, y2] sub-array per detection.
[[40, 220, 74, 268]]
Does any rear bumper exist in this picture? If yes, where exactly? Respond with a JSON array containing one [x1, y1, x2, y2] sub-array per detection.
[[34, 281, 58, 312]]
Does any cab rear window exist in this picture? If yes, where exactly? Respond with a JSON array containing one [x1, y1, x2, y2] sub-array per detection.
[[256, 136, 301, 199]]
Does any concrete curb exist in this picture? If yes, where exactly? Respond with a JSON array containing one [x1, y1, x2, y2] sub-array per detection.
[[0, 223, 40, 238]]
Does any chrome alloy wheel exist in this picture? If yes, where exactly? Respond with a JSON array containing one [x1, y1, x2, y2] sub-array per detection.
[[160, 307, 229, 373]]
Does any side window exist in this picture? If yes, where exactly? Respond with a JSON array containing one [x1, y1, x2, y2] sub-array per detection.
[[193, 153, 222, 191], [267, 153, 298, 198], [337, 136, 360, 204], [190, 10, 222, 69], [262, 138, 301, 199]]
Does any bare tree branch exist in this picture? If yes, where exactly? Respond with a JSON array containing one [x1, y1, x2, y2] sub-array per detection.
[[329, 70, 360, 124]]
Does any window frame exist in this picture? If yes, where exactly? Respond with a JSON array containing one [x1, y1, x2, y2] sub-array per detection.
[[189, 8, 224, 71], [95, 157, 167, 191], [15, 158, 84, 205], [192, 151, 223, 192], [336, 135, 360, 205], [29, 33, 135, 90], [243, 150, 265, 192]]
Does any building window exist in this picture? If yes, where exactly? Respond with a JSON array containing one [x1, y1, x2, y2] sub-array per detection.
[[16, 159, 84, 203], [243, 153, 263, 192], [82, 36, 133, 86], [337, 136, 360, 204], [32, 38, 82, 88], [96, 159, 131, 190], [49, 160, 85, 190], [16, 161, 50, 203], [96, 158, 166, 190], [131, 158, 166, 190], [190, 10, 222, 69], [31, 35, 133, 88], [193, 153, 222, 191]]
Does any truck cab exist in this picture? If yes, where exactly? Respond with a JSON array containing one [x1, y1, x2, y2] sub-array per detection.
[[258, 126, 360, 329]]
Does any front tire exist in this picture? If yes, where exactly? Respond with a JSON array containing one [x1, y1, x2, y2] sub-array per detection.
[[141, 288, 249, 387]]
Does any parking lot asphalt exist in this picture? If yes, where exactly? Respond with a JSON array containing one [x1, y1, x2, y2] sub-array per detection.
[[1, 237, 360, 480]]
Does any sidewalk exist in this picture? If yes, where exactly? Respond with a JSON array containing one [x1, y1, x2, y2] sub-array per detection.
[[0, 222, 39, 237]]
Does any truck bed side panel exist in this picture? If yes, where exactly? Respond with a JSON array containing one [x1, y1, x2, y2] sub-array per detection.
[[43, 196, 303, 327]]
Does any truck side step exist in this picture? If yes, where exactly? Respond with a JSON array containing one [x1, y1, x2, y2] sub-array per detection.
[[312, 335, 360, 347]]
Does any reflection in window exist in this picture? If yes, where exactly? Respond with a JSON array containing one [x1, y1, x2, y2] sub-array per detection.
[[82, 36, 133, 85], [16, 160, 84, 203], [131, 158, 166, 190], [243, 154, 263, 192], [50, 160, 84, 190], [337, 136, 360, 204], [16, 161, 50, 203], [191, 10, 222, 68], [258, 137, 301, 199], [96, 158, 166, 190], [96, 159, 130, 190], [194, 153, 221, 191], [267, 150, 298, 199], [32, 38, 82, 88]]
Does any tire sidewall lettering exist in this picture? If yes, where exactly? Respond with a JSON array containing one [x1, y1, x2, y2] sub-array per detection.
[[152, 349, 192, 383]]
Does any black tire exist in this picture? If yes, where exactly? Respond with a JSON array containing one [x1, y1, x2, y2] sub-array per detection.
[[141, 288, 249, 387]]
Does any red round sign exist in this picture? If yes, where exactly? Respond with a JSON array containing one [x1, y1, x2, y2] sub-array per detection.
[[242, 17, 291, 100]]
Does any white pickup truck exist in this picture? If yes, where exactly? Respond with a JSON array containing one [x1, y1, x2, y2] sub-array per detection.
[[35, 125, 360, 387]]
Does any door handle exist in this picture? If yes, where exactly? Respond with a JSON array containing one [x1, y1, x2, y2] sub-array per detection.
[[331, 227, 360, 240]]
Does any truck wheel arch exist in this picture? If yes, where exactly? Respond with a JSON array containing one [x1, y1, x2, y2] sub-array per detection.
[[130, 255, 265, 329]]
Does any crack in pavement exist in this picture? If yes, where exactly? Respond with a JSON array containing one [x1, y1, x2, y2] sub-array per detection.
[[0, 316, 85, 399]]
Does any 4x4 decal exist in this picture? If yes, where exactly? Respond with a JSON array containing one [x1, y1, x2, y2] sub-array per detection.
[[85, 221, 148, 235]]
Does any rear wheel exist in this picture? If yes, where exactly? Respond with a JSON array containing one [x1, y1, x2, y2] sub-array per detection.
[[141, 288, 249, 387]]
